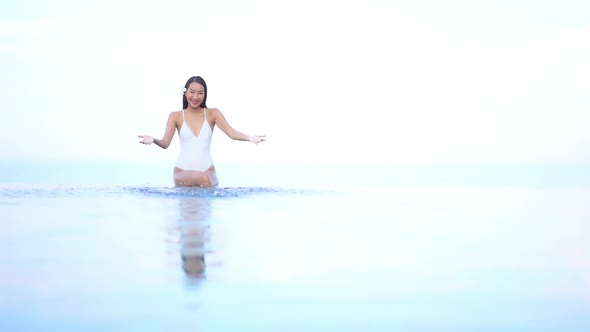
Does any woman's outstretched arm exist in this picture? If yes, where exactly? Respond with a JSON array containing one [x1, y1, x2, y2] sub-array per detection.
[[138, 112, 178, 149], [210, 108, 266, 143]]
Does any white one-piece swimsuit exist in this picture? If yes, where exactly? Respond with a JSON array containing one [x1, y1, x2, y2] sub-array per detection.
[[175, 108, 214, 171]]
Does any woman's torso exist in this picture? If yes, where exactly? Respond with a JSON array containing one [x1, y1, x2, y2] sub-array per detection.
[[175, 108, 214, 171]]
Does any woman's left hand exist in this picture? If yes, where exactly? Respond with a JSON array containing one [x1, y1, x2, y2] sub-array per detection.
[[249, 135, 266, 144]]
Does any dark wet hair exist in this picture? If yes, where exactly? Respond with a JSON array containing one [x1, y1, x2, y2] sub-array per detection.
[[182, 76, 208, 109], [181, 255, 206, 279]]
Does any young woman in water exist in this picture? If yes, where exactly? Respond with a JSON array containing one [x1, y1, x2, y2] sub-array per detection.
[[138, 76, 265, 187]]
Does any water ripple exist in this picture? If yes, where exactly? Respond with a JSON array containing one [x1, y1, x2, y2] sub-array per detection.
[[0, 184, 314, 199]]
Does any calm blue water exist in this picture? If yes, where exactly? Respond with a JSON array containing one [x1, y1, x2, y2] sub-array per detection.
[[1, 160, 589, 188], [1, 160, 590, 331]]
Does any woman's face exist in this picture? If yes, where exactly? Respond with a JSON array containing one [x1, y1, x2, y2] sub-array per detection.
[[185, 82, 205, 108]]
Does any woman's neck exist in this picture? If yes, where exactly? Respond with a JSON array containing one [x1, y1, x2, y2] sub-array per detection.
[[186, 106, 203, 113]]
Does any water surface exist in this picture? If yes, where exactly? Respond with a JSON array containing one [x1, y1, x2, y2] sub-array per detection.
[[1, 162, 590, 331]]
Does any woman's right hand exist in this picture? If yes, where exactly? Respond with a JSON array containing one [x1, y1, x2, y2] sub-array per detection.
[[138, 135, 155, 145]]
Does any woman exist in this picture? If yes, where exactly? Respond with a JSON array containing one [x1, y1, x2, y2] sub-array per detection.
[[138, 76, 265, 187]]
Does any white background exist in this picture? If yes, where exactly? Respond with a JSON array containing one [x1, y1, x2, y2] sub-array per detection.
[[1, 0, 589, 164]]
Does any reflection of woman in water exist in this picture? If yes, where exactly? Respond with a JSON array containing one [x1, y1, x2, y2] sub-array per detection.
[[138, 76, 266, 187], [177, 197, 211, 280]]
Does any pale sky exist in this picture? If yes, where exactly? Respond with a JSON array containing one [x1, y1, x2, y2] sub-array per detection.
[[1, 0, 589, 165]]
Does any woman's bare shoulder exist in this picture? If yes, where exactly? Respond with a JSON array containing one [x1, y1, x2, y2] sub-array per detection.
[[167, 111, 183, 127], [207, 108, 222, 118], [168, 110, 183, 119]]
